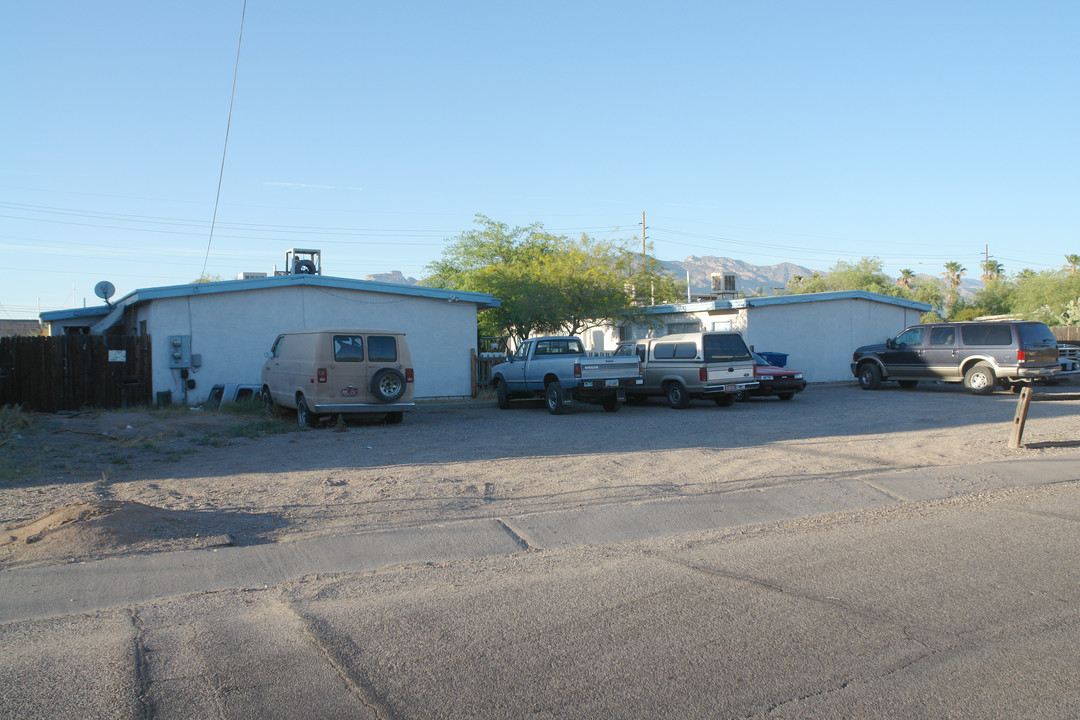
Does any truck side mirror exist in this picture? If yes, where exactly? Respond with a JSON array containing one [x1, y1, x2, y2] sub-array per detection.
[[885, 339, 897, 350]]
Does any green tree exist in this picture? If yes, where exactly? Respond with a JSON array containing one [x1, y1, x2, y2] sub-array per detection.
[[1065, 254, 1080, 274], [941, 261, 966, 318], [422, 215, 680, 342], [980, 259, 1004, 282], [191, 273, 223, 283], [798, 257, 897, 295], [897, 268, 916, 291]]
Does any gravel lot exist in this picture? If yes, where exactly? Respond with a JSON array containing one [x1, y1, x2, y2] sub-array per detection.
[[2, 380, 1079, 569]]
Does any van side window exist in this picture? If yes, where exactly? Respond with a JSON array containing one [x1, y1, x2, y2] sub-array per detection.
[[333, 335, 365, 362], [962, 324, 1012, 346], [270, 336, 285, 358], [368, 336, 398, 362]]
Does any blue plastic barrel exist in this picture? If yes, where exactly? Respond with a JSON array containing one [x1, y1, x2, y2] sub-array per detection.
[[758, 352, 788, 367]]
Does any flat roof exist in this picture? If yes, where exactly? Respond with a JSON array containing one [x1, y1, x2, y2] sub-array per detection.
[[642, 290, 931, 315], [41, 274, 500, 322]]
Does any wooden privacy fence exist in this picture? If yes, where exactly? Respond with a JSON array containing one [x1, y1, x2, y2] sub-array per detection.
[[0, 334, 152, 412]]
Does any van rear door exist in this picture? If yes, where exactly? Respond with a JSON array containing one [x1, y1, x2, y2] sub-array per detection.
[[329, 334, 369, 401]]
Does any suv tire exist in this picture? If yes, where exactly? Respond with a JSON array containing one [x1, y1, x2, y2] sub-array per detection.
[[964, 363, 996, 395], [857, 363, 882, 390]]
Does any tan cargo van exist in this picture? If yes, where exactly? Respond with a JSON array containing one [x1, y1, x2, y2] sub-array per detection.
[[261, 329, 414, 426]]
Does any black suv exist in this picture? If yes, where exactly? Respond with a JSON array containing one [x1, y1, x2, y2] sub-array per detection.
[[851, 321, 1059, 394]]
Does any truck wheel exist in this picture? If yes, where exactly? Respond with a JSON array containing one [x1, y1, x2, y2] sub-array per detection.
[[858, 363, 882, 390], [371, 369, 406, 402], [545, 381, 567, 415], [777, 392, 795, 401], [495, 379, 510, 410], [297, 396, 319, 428], [666, 382, 690, 409], [714, 394, 735, 407], [384, 411, 403, 424], [964, 363, 996, 395], [601, 394, 620, 412], [898, 380, 918, 389]]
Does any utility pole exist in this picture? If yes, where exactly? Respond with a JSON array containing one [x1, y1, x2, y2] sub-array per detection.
[[641, 212, 646, 259]]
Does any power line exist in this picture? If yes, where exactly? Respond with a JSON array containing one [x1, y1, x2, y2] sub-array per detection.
[[202, 0, 247, 278]]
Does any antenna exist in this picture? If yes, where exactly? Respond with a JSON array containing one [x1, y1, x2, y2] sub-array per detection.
[[94, 281, 116, 307]]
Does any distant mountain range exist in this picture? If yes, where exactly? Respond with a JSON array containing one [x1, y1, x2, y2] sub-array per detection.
[[365, 257, 981, 298]]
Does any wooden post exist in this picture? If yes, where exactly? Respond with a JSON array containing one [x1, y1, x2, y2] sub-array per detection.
[[1008, 386, 1033, 449], [470, 348, 477, 398]]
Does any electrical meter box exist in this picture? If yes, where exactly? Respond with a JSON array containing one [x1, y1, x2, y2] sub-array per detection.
[[168, 335, 191, 368]]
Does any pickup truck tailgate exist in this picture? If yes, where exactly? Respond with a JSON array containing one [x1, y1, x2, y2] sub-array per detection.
[[705, 362, 755, 385], [579, 357, 640, 380]]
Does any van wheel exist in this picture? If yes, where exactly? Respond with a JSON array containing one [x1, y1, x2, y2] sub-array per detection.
[[666, 382, 690, 409], [601, 394, 620, 412], [296, 396, 319, 427], [545, 381, 566, 415], [384, 412, 403, 424], [371, 369, 407, 402], [495, 379, 510, 410], [858, 363, 882, 390], [964, 364, 996, 395], [262, 388, 277, 416]]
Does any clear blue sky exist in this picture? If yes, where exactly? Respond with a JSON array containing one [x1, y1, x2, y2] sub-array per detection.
[[3, 1, 1077, 319]]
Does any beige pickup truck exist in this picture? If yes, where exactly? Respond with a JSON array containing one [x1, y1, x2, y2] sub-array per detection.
[[614, 331, 757, 408]]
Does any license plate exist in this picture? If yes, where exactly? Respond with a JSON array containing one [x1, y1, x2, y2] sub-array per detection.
[[605, 379, 619, 387]]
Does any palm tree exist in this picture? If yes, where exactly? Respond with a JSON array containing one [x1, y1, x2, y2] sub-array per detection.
[[980, 259, 1004, 282], [942, 262, 966, 292], [1065, 254, 1080, 274], [897, 269, 916, 290]]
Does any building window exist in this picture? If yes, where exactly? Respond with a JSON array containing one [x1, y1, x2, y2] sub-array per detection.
[[666, 321, 700, 335]]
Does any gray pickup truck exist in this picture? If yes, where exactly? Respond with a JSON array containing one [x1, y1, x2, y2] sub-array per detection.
[[615, 331, 758, 408], [491, 336, 643, 414]]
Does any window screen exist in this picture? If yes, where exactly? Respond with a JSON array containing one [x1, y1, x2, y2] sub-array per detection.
[[367, 336, 398, 362]]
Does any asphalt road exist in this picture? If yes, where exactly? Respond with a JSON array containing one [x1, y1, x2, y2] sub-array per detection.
[[2, 455, 1079, 719]]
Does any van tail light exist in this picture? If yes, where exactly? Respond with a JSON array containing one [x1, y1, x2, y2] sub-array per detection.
[[1017, 350, 1026, 363], [405, 368, 414, 382], [574, 362, 581, 378], [317, 368, 327, 383], [699, 367, 707, 382]]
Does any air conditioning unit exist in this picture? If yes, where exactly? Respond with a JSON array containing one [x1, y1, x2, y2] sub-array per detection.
[[237, 272, 267, 280]]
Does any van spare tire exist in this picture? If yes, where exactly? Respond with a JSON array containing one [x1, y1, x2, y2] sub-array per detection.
[[371, 368, 407, 402]]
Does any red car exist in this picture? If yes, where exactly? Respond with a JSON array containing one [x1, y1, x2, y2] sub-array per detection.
[[735, 352, 806, 401]]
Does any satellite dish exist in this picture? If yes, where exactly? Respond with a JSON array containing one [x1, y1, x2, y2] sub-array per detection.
[[94, 281, 116, 305]]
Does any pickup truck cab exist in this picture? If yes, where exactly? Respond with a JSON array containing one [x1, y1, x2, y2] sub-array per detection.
[[615, 331, 758, 408], [491, 336, 643, 414]]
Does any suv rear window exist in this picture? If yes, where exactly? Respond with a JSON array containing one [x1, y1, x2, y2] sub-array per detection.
[[367, 336, 398, 362], [962, 324, 1012, 346], [1016, 323, 1056, 348], [703, 334, 751, 362]]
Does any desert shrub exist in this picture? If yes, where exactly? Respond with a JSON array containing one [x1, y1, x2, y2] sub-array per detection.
[[0, 404, 36, 444]]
